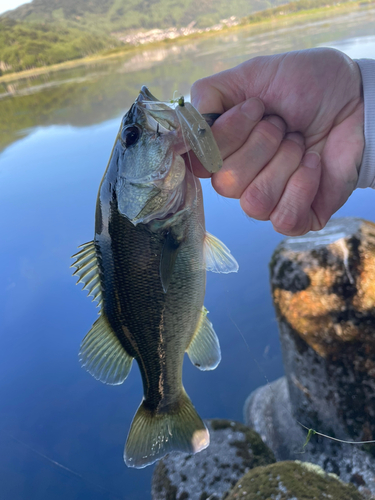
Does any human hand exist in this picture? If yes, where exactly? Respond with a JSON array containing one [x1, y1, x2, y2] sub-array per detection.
[[190, 48, 364, 236]]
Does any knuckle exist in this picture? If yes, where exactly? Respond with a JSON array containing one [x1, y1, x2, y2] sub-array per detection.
[[271, 205, 305, 236], [311, 208, 326, 232], [282, 139, 304, 164], [241, 182, 274, 220], [190, 78, 213, 108], [190, 78, 205, 97], [253, 121, 283, 151]]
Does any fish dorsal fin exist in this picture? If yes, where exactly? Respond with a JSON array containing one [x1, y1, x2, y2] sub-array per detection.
[[71, 241, 103, 308], [79, 315, 133, 385], [160, 231, 181, 293], [187, 307, 221, 371], [204, 232, 239, 274]]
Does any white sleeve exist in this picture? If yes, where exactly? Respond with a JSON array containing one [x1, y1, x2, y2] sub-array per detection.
[[355, 59, 375, 189]]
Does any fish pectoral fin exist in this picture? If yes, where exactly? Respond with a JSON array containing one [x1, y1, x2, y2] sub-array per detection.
[[187, 306, 221, 371], [124, 389, 209, 468], [160, 231, 181, 293], [79, 315, 133, 385], [204, 231, 239, 274], [71, 241, 103, 308]]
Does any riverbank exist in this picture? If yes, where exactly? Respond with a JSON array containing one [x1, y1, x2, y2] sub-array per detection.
[[0, 0, 374, 84]]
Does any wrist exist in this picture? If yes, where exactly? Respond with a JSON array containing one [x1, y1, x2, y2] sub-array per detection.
[[355, 59, 375, 189]]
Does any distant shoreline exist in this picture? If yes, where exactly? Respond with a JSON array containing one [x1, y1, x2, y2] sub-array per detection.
[[0, 0, 373, 84]]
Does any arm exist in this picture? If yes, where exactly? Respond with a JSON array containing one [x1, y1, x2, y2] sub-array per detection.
[[355, 59, 375, 188]]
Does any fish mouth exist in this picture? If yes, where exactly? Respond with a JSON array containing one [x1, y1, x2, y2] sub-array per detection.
[[136, 87, 180, 135]]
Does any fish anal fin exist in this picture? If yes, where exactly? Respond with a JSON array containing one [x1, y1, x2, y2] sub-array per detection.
[[160, 231, 181, 293], [204, 232, 239, 273], [124, 389, 209, 468], [187, 306, 221, 371], [71, 241, 103, 306], [79, 315, 133, 385]]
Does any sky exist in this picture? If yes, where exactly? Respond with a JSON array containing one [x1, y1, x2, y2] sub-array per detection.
[[0, 0, 31, 15]]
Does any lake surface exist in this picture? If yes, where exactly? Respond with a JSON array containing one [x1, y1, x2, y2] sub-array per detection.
[[1, 7, 375, 499]]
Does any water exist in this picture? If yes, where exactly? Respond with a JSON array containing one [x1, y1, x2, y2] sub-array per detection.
[[1, 7, 375, 499]]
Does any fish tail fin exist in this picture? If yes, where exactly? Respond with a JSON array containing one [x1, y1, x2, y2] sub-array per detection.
[[124, 389, 209, 468]]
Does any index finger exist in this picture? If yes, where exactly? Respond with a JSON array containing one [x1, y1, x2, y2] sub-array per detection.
[[191, 69, 246, 113]]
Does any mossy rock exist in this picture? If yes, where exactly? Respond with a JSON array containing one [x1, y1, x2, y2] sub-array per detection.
[[225, 461, 364, 500], [152, 419, 275, 500]]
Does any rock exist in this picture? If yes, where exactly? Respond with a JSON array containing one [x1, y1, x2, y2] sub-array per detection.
[[225, 461, 365, 500], [151, 419, 275, 500], [244, 377, 375, 495], [244, 218, 375, 495]]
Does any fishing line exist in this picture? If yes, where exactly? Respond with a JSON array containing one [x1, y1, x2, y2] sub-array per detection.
[[166, 92, 375, 452], [171, 91, 202, 217], [141, 93, 200, 209], [2, 430, 123, 499], [228, 311, 375, 451], [297, 421, 375, 447], [227, 310, 272, 389], [172, 92, 216, 239]]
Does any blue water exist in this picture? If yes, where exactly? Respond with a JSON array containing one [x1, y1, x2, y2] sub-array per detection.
[[1, 9, 375, 499]]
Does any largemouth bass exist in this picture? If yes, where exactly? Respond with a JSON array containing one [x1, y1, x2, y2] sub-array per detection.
[[72, 87, 238, 468]]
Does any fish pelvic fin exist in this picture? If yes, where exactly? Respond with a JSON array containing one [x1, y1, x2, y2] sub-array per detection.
[[204, 232, 239, 273], [80, 315, 133, 385], [124, 390, 209, 468], [187, 306, 221, 371]]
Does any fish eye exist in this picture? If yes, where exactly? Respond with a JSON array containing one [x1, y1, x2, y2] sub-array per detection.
[[121, 126, 141, 147]]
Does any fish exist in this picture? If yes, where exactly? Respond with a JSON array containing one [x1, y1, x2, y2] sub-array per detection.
[[71, 87, 238, 468]]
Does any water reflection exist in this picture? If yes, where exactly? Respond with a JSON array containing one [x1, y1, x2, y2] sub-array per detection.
[[1, 8, 375, 500], [326, 34, 375, 58], [1, 6, 375, 153]]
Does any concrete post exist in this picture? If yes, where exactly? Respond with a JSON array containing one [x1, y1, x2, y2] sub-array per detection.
[[244, 217, 375, 493]]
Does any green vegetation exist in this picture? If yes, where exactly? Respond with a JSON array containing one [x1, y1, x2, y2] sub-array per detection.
[[1, 0, 373, 76], [240, 0, 372, 23], [0, 17, 118, 75], [0, 0, 372, 152], [5, 0, 285, 31], [0, 0, 287, 75], [226, 461, 364, 500], [0, 52, 205, 151]]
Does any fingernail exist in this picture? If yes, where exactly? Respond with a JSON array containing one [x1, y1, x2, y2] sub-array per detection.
[[265, 115, 286, 134], [286, 132, 304, 146], [241, 97, 265, 122], [302, 151, 321, 169]]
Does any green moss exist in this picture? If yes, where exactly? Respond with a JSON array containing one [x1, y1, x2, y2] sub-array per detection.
[[210, 419, 234, 431], [226, 461, 364, 500], [210, 420, 276, 469]]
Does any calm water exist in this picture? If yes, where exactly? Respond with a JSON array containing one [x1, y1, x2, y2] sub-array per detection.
[[1, 8, 375, 500]]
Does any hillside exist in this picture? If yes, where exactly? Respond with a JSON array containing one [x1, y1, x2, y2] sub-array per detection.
[[0, 0, 364, 76], [0, 0, 287, 76], [3, 0, 284, 32], [0, 17, 117, 74]]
